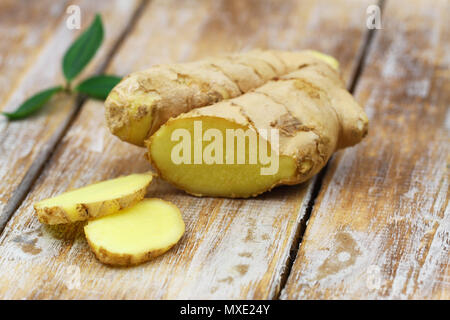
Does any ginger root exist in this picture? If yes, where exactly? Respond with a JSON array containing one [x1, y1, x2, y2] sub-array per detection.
[[105, 50, 339, 146], [84, 198, 185, 266], [34, 172, 153, 224], [147, 57, 368, 198]]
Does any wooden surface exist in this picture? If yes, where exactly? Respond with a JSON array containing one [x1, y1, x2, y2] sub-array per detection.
[[281, 0, 450, 299], [0, 0, 447, 299]]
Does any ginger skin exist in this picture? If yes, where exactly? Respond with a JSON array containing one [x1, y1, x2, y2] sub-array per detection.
[[105, 50, 340, 147]]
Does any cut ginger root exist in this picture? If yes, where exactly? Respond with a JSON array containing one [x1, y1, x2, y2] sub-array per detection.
[[148, 56, 368, 198], [34, 172, 153, 225], [84, 198, 185, 266]]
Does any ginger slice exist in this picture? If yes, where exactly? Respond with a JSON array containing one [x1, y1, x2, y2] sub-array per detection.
[[84, 198, 185, 266], [34, 172, 153, 225]]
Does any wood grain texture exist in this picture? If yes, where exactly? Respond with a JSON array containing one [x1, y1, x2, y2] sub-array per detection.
[[0, 0, 142, 226], [281, 0, 449, 300], [0, 0, 374, 299]]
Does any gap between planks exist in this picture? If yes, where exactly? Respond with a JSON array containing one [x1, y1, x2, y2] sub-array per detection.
[[0, 0, 150, 235], [274, 0, 386, 299]]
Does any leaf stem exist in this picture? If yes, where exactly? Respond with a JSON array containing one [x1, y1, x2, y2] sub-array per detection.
[[64, 81, 72, 93]]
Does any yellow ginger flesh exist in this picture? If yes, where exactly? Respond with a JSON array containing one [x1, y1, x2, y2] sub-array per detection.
[[84, 199, 185, 266], [149, 117, 297, 197]]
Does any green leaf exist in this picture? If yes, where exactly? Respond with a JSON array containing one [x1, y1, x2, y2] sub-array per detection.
[[63, 14, 104, 82], [2, 86, 63, 120], [75, 75, 121, 100]]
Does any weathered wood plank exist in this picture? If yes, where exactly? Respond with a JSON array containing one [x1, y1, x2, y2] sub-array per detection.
[[281, 0, 449, 300], [0, 0, 142, 227], [0, 0, 374, 299]]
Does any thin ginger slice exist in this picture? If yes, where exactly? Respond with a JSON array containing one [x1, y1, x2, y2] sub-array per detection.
[[34, 172, 153, 225], [84, 198, 185, 266]]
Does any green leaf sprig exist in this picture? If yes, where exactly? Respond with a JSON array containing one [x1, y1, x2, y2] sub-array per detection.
[[75, 75, 121, 100], [3, 14, 121, 120]]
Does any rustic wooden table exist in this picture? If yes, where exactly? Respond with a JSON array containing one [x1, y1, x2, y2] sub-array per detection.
[[0, 0, 448, 299]]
